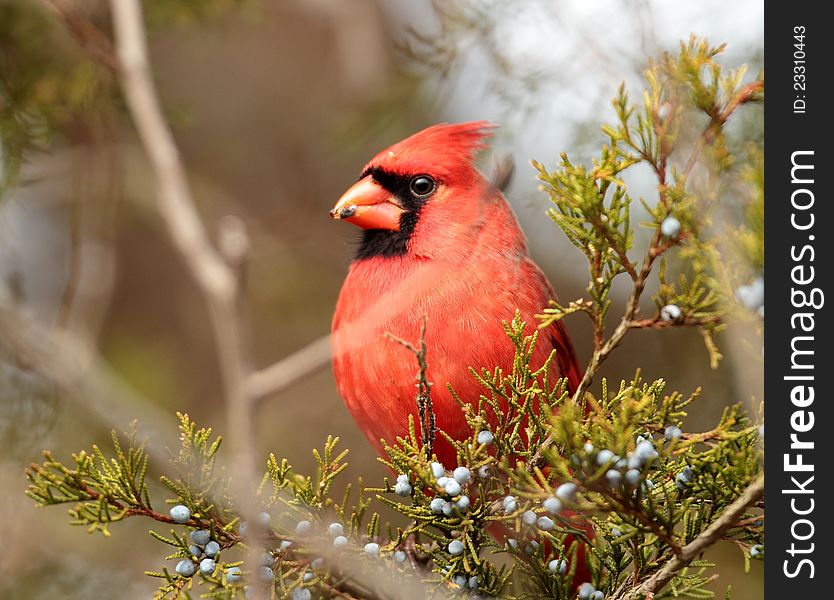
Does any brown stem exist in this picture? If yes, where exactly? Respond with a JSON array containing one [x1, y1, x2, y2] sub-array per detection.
[[70, 479, 201, 527], [248, 335, 333, 403], [628, 315, 723, 329]]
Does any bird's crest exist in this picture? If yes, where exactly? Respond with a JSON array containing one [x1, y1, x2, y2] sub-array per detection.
[[365, 121, 497, 179]]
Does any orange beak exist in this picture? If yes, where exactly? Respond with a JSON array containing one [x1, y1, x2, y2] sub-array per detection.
[[330, 176, 405, 231]]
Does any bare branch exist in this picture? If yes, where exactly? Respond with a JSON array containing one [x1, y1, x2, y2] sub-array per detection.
[[628, 314, 723, 329], [386, 318, 435, 458], [249, 335, 333, 403], [107, 3, 268, 594], [109, 0, 235, 302]]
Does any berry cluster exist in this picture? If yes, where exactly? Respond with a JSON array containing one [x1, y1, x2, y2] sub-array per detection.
[[449, 572, 480, 591], [427, 462, 474, 517], [558, 430, 701, 517], [501, 481, 575, 534], [168, 506, 306, 596], [675, 465, 694, 489], [168, 504, 225, 581], [578, 581, 605, 600], [574, 437, 660, 495], [379, 422, 705, 597]]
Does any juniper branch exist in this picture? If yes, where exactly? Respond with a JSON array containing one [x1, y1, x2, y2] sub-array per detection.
[[27, 459, 188, 526], [531, 232, 672, 468], [682, 80, 764, 179], [614, 474, 764, 599]]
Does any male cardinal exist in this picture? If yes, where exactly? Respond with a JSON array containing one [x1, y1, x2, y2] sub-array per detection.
[[329, 121, 583, 466]]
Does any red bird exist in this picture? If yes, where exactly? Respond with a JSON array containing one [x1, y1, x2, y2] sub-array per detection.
[[329, 122, 582, 467]]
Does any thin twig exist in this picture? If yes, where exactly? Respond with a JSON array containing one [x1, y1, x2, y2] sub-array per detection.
[[682, 80, 764, 179], [620, 500, 682, 557], [248, 334, 333, 403], [541, 81, 760, 417], [592, 213, 638, 282], [628, 314, 723, 329], [531, 235, 667, 467], [386, 318, 435, 459]]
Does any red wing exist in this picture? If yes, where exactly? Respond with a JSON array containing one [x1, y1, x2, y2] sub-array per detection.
[[520, 257, 584, 395], [545, 318, 584, 395]]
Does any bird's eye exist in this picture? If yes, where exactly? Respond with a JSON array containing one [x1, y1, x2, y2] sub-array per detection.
[[409, 175, 436, 198]]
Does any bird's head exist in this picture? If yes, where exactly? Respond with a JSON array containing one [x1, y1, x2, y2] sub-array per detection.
[[330, 121, 496, 260]]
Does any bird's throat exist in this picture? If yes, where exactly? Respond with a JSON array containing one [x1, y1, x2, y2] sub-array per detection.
[[354, 211, 419, 260]]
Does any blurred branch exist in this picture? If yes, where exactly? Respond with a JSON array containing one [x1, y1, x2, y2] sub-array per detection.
[[248, 334, 332, 404], [104, 7, 345, 596], [109, 0, 235, 303], [36, 0, 334, 451], [105, 7, 272, 593], [0, 306, 181, 463]]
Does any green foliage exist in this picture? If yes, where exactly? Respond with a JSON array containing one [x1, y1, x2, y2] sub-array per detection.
[[25, 319, 763, 599], [535, 36, 763, 367], [508, 373, 761, 599], [0, 1, 113, 195], [0, 0, 252, 199], [160, 413, 235, 523], [26, 424, 152, 536], [533, 145, 638, 334]]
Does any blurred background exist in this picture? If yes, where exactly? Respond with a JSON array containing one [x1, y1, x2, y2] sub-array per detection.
[[1, 0, 762, 597]]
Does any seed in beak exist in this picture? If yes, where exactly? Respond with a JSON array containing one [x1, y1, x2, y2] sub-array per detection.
[[338, 205, 357, 219]]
